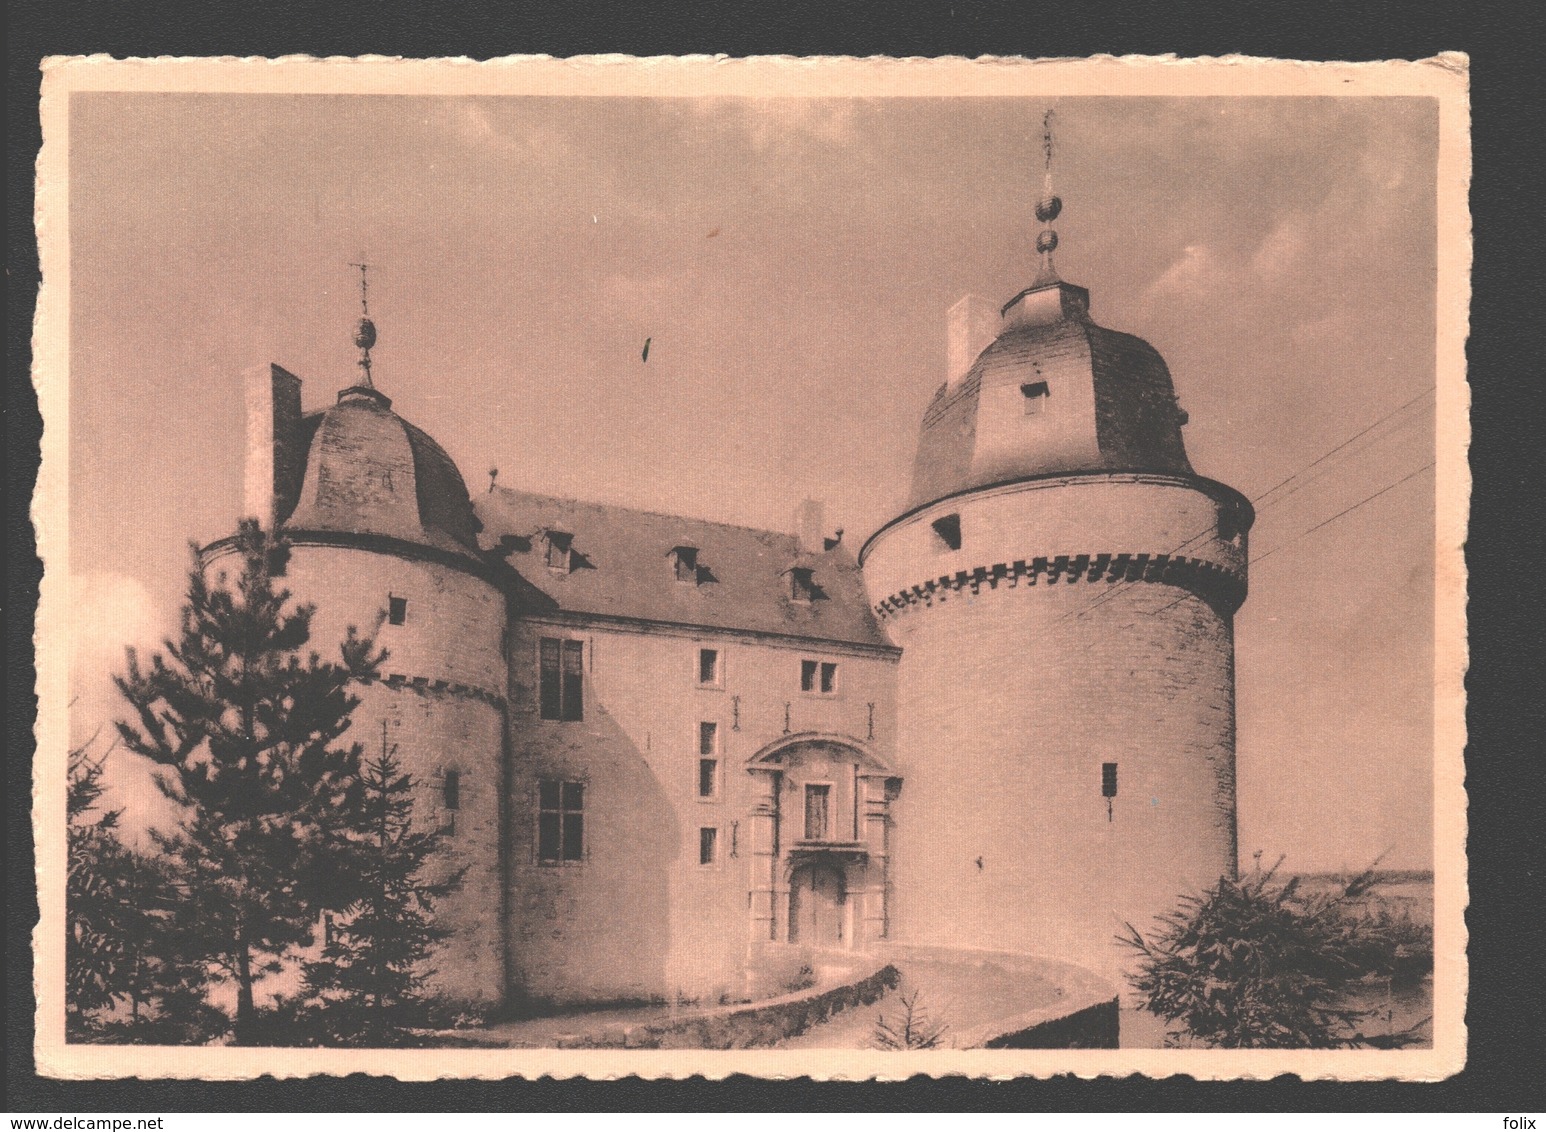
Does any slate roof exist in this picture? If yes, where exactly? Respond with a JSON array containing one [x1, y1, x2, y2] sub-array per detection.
[[908, 293, 1193, 510], [475, 488, 894, 650], [283, 391, 483, 557]]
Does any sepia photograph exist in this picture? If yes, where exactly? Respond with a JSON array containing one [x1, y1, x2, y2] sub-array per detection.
[[31, 54, 1470, 1080]]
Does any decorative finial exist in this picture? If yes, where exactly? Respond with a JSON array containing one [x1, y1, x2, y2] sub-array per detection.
[[349, 261, 377, 389], [1034, 109, 1063, 285]]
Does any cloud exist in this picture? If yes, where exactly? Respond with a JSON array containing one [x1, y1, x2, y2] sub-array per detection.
[[689, 98, 860, 154], [1143, 243, 1228, 304], [69, 571, 182, 846], [1249, 212, 1313, 280]]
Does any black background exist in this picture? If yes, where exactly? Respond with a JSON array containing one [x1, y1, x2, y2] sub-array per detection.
[[9, 0, 1543, 1113]]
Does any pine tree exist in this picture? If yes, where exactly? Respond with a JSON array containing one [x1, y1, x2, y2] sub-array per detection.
[[1120, 856, 1429, 1048], [303, 724, 464, 1046], [66, 740, 131, 1032], [114, 521, 383, 1044], [871, 988, 949, 1050], [66, 742, 189, 1039]]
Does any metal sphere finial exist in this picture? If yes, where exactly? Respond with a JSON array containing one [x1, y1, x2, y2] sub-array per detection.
[[1035, 195, 1063, 224], [1036, 230, 1059, 255], [354, 316, 377, 351]]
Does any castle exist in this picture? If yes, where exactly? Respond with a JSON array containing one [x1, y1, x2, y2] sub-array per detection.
[[206, 192, 1251, 1009]]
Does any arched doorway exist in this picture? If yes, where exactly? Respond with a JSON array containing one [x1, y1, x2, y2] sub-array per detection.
[[788, 862, 846, 946]]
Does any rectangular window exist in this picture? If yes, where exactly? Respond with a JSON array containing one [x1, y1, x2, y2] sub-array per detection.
[[443, 769, 460, 811], [539, 638, 584, 721], [537, 779, 584, 864], [698, 647, 721, 686], [699, 721, 718, 756], [1021, 380, 1050, 415], [699, 826, 719, 866], [698, 758, 719, 799], [802, 659, 838, 694], [1102, 762, 1118, 798], [804, 783, 831, 840], [789, 566, 816, 602], [388, 595, 407, 625]]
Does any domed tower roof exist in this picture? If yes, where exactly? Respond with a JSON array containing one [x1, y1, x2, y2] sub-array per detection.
[[278, 273, 481, 556], [907, 280, 1194, 510], [906, 128, 1193, 512], [283, 385, 482, 556]]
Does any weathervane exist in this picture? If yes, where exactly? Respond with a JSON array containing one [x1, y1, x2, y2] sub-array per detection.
[[1034, 108, 1063, 284], [348, 261, 378, 388]]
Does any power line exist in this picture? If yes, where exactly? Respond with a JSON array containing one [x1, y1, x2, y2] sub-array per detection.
[[1252, 387, 1434, 506], [1250, 461, 1435, 567], [1144, 459, 1437, 616], [1055, 387, 1438, 624]]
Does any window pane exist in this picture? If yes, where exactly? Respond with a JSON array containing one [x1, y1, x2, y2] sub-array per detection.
[[699, 758, 718, 798], [801, 660, 818, 692], [561, 642, 584, 721], [561, 781, 584, 811], [538, 779, 561, 810], [699, 721, 717, 755], [699, 827, 718, 865], [699, 648, 718, 684], [539, 640, 562, 720], [821, 662, 837, 693], [538, 811, 561, 862], [804, 784, 830, 840], [562, 813, 584, 861], [443, 770, 460, 810], [1102, 763, 1118, 797]]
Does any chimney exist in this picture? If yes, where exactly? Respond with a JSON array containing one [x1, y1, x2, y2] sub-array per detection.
[[947, 294, 1000, 387], [244, 363, 304, 530], [793, 499, 827, 554]]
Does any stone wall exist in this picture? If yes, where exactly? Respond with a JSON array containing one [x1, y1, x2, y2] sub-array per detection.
[[863, 474, 1248, 986], [504, 615, 898, 1008], [207, 540, 510, 1004]]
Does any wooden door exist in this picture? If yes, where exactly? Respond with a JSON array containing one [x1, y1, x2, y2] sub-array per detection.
[[789, 863, 846, 946]]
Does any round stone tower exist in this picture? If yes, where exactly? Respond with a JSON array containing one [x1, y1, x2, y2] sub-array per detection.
[[860, 195, 1252, 983], [211, 308, 508, 1006]]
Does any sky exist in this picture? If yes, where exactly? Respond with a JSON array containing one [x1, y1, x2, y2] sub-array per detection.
[[67, 93, 1439, 870]]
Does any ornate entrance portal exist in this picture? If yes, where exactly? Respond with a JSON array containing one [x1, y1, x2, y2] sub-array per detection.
[[744, 733, 901, 954]]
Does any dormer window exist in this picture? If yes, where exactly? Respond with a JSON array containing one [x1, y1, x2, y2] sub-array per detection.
[[670, 545, 699, 584], [543, 530, 574, 573], [789, 566, 817, 603], [1021, 381, 1050, 415]]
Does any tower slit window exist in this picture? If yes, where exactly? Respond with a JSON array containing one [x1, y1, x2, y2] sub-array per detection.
[[699, 826, 719, 866], [388, 594, 408, 625], [931, 513, 962, 551], [698, 647, 722, 687], [1102, 762, 1118, 822]]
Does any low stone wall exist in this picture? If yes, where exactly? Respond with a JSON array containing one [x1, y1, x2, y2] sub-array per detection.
[[879, 942, 1120, 1050], [553, 961, 900, 1049]]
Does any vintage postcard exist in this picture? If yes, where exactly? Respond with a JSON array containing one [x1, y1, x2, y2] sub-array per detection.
[[32, 53, 1470, 1081]]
